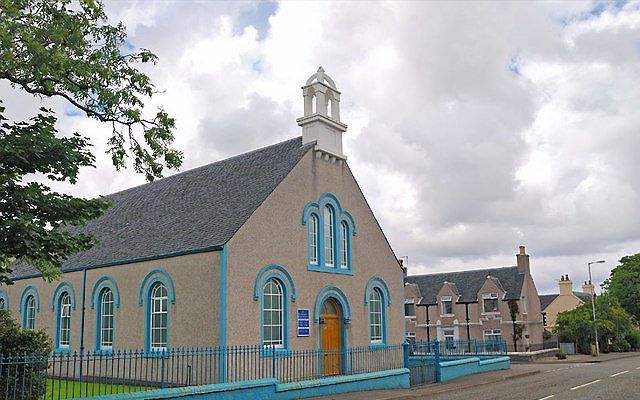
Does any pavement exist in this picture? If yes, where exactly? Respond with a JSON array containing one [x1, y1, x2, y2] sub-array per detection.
[[307, 352, 640, 400]]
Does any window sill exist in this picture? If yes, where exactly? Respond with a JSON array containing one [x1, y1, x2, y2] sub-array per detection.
[[53, 347, 70, 354], [481, 312, 501, 316], [144, 349, 169, 358], [440, 314, 455, 318], [307, 264, 353, 275], [369, 342, 386, 349]]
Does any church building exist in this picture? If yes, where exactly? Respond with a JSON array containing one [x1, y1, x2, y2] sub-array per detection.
[[0, 69, 405, 372]]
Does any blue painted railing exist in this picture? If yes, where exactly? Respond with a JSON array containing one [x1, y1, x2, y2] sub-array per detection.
[[406, 338, 507, 385], [0, 344, 405, 400]]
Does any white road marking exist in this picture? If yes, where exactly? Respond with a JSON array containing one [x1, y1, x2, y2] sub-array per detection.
[[537, 395, 555, 400], [636, 367, 640, 370], [570, 380, 601, 390], [611, 370, 629, 377]]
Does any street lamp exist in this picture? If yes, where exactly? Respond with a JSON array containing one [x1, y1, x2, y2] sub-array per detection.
[[587, 260, 605, 355]]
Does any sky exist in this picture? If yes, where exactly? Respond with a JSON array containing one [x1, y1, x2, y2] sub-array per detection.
[[3, 0, 640, 295]]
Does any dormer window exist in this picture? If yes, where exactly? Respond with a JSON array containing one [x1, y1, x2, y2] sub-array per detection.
[[482, 293, 499, 314], [440, 296, 453, 316]]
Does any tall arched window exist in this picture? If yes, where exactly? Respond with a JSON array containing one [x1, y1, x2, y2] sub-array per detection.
[[263, 278, 284, 348], [98, 288, 115, 350], [24, 295, 36, 329], [324, 205, 335, 267], [369, 288, 383, 344], [309, 214, 319, 265], [57, 292, 72, 348], [150, 283, 168, 351], [340, 221, 349, 269]]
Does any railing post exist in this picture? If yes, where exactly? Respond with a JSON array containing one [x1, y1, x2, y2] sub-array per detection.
[[161, 349, 166, 389], [402, 340, 410, 369], [433, 338, 441, 382], [271, 346, 276, 380]]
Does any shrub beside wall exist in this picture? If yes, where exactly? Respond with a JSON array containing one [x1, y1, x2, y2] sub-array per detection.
[[0, 310, 52, 400]]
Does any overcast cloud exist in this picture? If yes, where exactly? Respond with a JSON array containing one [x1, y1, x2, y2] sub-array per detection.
[[3, 0, 640, 294]]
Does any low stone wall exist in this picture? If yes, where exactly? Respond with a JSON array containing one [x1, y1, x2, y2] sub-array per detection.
[[438, 356, 510, 382], [89, 369, 410, 400], [509, 348, 558, 362]]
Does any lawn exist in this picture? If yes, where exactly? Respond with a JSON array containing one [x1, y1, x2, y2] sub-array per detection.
[[44, 379, 149, 399]]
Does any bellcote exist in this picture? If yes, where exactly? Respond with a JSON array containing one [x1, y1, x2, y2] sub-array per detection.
[[297, 67, 348, 160]]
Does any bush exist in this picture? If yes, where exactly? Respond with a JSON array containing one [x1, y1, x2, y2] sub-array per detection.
[[0, 310, 51, 399], [556, 351, 567, 360], [625, 329, 640, 350], [609, 337, 631, 353]]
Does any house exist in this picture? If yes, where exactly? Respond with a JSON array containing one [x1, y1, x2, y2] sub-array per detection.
[[405, 246, 544, 351], [0, 68, 404, 375], [539, 275, 595, 330]]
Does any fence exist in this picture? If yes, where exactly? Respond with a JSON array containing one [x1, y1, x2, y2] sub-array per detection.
[[0, 344, 404, 400], [407, 338, 507, 386]]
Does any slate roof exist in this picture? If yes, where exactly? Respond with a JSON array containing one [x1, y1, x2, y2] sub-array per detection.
[[573, 291, 593, 303], [538, 292, 593, 311], [539, 294, 559, 311], [11, 137, 313, 279], [406, 266, 525, 305]]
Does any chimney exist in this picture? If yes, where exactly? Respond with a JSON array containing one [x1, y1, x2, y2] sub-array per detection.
[[582, 280, 595, 295], [516, 245, 530, 274], [559, 274, 573, 296], [297, 67, 348, 160]]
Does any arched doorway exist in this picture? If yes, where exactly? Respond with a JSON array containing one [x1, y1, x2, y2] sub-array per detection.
[[320, 298, 343, 376]]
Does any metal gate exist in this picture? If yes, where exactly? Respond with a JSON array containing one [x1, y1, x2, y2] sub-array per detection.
[[408, 356, 437, 386]]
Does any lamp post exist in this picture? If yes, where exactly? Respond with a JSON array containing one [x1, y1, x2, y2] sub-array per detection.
[[587, 260, 605, 355]]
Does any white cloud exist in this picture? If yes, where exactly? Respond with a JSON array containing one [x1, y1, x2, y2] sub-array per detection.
[[5, 0, 640, 295]]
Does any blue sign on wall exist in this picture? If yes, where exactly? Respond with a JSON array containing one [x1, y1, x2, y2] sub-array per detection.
[[297, 308, 310, 337]]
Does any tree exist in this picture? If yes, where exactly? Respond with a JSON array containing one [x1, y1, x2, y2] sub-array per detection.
[[555, 293, 633, 354], [0, 0, 182, 284], [508, 299, 524, 351], [604, 253, 640, 324]]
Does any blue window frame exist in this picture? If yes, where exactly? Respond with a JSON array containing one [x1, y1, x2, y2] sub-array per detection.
[[139, 270, 175, 353], [19, 286, 40, 330], [56, 292, 72, 351], [302, 193, 356, 275], [24, 295, 36, 329], [254, 265, 295, 355], [364, 277, 391, 346], [90, 276, 120, 353], [97, 288, 115, 351], [149, 282, 168, 351]]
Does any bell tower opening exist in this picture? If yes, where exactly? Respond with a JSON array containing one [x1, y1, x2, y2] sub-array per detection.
[[297, 67, 348, 160]]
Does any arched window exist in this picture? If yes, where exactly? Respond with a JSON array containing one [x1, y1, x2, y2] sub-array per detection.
[[24, 295, 36, 329], [57, 292, 72, 348], [98, 288, 115, 350], [309, 214, 319, 265], [369, 288, 383, 344], [340, 221, 349, 269], [150, 283, 168, 351], [263, 278, 284, 348], [324, 205, 335, 267]]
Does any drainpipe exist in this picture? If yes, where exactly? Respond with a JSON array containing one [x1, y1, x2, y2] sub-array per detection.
[[464, 303, 471, 352], [78, 267, 88, 381]]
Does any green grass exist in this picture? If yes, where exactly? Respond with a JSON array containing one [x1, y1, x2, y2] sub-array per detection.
[[44, 379, 150, 399]]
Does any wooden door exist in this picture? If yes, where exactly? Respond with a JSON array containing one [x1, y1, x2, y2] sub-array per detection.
[[321, 299, 342, 376]]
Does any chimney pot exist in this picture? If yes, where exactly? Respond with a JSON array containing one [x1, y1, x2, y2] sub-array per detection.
[[519, 245, 526, 255]]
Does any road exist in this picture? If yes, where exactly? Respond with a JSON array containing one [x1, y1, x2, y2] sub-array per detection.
[[426, 355, 640, 400]]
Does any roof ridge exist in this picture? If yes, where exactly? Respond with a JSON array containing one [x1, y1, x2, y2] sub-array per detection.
[[106, 136, 307, 198], [407, 265, 518, 278]]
